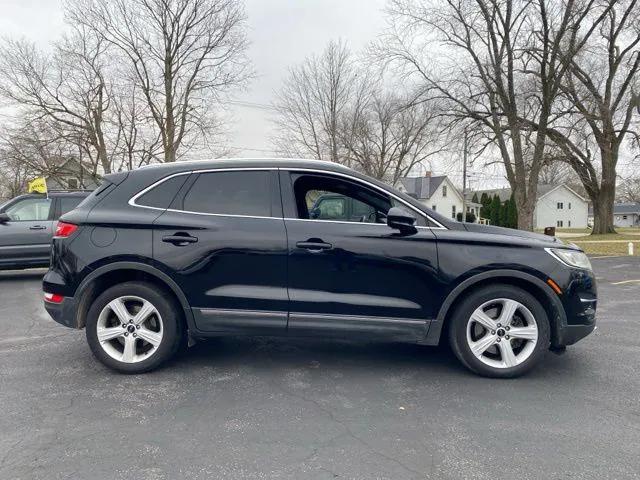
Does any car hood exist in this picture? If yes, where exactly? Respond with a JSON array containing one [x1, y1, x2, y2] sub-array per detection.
[[461, 222, 566, 245]]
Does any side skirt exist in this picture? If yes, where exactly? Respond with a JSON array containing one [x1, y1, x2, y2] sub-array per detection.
[[192, 308, 431, 343]]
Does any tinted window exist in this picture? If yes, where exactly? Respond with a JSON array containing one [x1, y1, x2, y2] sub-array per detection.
[[4, 197, 52, 221], [59, 197, 83, 217], [294, 174, 390, 224], [137, 175, 189, 209], [183, 171, 272, 217]]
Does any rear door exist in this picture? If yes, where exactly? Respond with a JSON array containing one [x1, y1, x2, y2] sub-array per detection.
[[151, 169, 289, 335], [0, 196, 54, 267]]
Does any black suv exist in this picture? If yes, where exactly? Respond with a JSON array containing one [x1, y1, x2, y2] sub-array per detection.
[[0, 191, 90, 270], [43, 159, 597, 377]]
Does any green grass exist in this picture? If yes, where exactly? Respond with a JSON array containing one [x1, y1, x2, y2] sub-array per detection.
[[573, 241, 639, 256]]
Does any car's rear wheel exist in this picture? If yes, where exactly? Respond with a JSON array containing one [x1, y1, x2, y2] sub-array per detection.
[[448, 284, 550, 378], [85, 282, 184, 373]]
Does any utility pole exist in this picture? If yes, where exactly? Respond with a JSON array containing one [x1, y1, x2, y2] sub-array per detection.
[[461, 129, 468, 223]]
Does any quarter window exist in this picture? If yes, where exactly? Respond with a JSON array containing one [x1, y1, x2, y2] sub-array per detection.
[[183, 171, 272, 217], [137, 175, 190, 209]]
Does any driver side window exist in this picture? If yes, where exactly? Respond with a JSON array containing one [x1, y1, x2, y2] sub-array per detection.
[[293, 173, 421, 225]]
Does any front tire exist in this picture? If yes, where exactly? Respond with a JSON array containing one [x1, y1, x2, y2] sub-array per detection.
[[85, 282, 184, 373], [448, 284, 550, 378]]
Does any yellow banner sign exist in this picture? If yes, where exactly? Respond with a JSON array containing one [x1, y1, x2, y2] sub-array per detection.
[[28, 177, 48, 194]]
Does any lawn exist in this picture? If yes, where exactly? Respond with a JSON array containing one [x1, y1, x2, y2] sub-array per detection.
[[533, 228, 640, 256]]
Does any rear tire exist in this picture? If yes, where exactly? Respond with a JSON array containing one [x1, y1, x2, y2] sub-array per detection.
[[85, 282, 184, 374], [448, 284, 550, 378]]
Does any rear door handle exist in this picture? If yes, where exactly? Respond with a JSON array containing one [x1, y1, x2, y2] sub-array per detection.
[[296, 240, 333, 251], [29, 225, 47, 230], [162, 233, 198, 246]]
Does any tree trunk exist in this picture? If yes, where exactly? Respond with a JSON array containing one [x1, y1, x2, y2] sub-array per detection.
[[592, 193, 615, 234], [591, 146, 617, 234], [513, 187, 536, 231]]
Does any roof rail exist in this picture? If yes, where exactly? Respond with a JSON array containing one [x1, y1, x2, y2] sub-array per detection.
[[44, 189, 94, 193]]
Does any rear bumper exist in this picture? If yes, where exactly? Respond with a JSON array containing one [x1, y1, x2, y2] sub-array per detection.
[[44, 296, 79, 329]]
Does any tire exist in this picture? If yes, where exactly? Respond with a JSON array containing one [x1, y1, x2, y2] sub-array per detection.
[[85, 282, 184, 373], [448, 284, 550, 378]]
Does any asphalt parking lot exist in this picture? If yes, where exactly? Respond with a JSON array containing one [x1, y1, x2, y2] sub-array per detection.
[[1, 257, 639, 480]]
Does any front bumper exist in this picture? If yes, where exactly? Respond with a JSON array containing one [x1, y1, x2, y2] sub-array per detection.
[[557, 322, 596, 346], [44, 296, 79, 329]]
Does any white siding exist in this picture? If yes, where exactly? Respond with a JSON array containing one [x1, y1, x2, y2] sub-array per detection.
[[534, 186, 588, 229], [614, 213, 640, 227], [419, 178, 464, 220]]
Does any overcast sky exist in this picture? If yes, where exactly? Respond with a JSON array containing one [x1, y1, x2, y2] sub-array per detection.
[[0, 0, 387, 155], [0, 0, 523, 188]]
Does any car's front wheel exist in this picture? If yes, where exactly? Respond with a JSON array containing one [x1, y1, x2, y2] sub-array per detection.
[[448, 284, 550, 378], [85, 282, 184, 373]]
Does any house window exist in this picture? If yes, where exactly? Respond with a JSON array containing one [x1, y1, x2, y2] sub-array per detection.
[[432, 205, 436, 211], [452, 205, 456, 219], [568, 220, 571, 227], [623, 215, 628, 220], [67, 178, 79, 189], [557, 220, 563, 227], [557, 202, 563, 210], [568, 202, 572, 210], [442, 185, 447, 197]]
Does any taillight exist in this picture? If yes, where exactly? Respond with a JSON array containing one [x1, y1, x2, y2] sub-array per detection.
[[44, 292, 64, 303], [54, 221, 78, 238]]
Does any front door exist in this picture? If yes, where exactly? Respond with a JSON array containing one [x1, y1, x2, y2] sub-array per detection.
[[0, 196, 53, 267], [280, 170, 441, 342], [152, 169, 289, 335]]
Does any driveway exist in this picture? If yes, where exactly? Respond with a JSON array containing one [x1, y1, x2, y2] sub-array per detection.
[[1, 258, 639, 479]]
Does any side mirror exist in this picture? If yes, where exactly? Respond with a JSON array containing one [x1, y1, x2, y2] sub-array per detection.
[[386, 207, 416, 233], [0, 212, 10, 224], [309, 207, 321, 219]]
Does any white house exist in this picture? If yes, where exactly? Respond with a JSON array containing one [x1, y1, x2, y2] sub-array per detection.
[[397, 174, 481, 222], [589, 203, 640, 228], [474, 184, 589, 229]]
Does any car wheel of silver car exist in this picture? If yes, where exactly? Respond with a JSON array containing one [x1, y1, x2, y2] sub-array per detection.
[[86, 282, 184, 373], [449, 284, 550, 378]]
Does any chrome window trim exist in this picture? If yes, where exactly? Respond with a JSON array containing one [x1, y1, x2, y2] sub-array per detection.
[[128, 165, 446, 229]]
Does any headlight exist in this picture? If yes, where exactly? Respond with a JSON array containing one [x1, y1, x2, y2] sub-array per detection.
[[546, 248, 592, 270]]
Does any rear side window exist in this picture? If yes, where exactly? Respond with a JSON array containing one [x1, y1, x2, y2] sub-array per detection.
[[136, 175, 189, 209], [58, 197, 84, 217], [183, 171, 272, 217]]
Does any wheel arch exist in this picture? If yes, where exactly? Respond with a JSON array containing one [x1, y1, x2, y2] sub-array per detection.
[[425, 270, 567, 347], [73, 261, 195, 330]]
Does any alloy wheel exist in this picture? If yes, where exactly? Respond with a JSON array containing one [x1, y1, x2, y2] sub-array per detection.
[[96, 295, 164, 363], [466, 298, 539, 369]]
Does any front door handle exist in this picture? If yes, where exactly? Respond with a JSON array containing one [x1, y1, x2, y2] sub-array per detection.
[[296, 239, 333, 251], [162, 233, 198, 246], [30, 225, 47, 230]]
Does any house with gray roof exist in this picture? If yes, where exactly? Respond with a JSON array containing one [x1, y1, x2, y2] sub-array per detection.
[[589, 203, 640, 228], [397, 173, 481, 222]]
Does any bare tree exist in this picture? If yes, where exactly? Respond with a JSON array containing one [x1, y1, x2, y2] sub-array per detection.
[[67, 0, 251, 163], [380, 0, 611, 230], [0, 27, 114, 173], [340, 90, 443, 183], [541, 0, 640, 233], [272, 40, 363, 162], [618, 176, 640, 202]]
